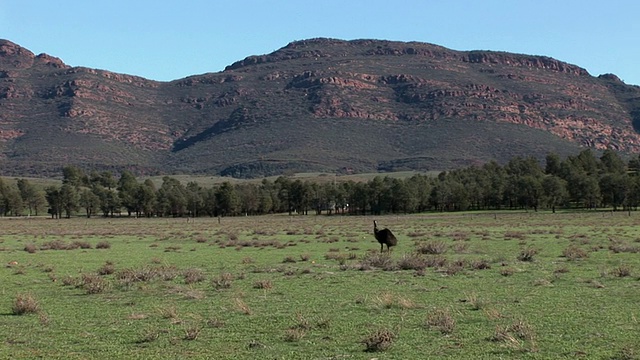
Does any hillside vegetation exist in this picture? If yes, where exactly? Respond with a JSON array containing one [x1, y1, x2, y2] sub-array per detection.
[[1, 38, 640, 178]]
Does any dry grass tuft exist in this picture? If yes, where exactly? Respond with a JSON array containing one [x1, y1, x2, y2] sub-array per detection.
[[95, 241, 111, 249], [137, 328, 160, 343], [282, 311, 315, 342], [397, 253, 428, 270], [183, 323, 201, 341], [359, 253, 396, 270], [373, 292, 416, 310], [206, 318, 225, 328], [490, 319, 537, 352], [299, 253, 311, 262], [612, 265, 632, 278], [608, 239, 640, 253], [500, 267, 516, 276], [517, 248, 538, 262], [158, 305, 179, 320], [464, 292, 487, 310], [212, 272, 234, 290], [362, 328, 397, 352], [416, 240, 448, 255], [241, 257, 255, 264], [425, 307, 456, 334], [81, 274, 110, 294], [24, 243, 37, 253], [253, 279, 273, 290], [282, 256, 297, 263], [12, 293, 40, 315], [471, 259, 491, 270], [562, 245, 589, 260], [97, 262, 116, 275], [234, 297, 253, 315]]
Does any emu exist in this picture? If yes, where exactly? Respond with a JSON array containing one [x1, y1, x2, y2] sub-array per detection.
[[373, 220, 397, 253]]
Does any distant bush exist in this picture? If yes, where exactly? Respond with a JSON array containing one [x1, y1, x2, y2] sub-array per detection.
[[12, 293, 40, 315], [24, 243, 37, 253], [425, 307, 456, 334], [81, 274, 110, 294], [397, 253, 428, 270], [517, 248, 538, 262], [562, 245, 589, 260], [183, 268, 206, 284], [416, 241, 448, 255], [359, 253, 396, 271], [362, 328, 396, 352], [97, 262, 116, 275], [212, 273, 234, 290], [95, 241, 111, 249]]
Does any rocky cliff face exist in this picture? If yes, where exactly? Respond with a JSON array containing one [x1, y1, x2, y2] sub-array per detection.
[[1, 38, 639, 177]]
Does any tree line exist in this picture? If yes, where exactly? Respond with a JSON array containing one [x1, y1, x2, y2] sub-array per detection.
[[1, 149, 640, 218]]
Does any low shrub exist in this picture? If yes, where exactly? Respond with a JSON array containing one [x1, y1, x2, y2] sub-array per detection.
[[183, 268, 206, 284], [81, 274, 110, 294], [425, 307, 456, 334], [12, 293, 40, 315], [95, 241, 111, 249], [416, 241, 448, 255], [517, 248, 538, 262], [362, 328, 396, 352]]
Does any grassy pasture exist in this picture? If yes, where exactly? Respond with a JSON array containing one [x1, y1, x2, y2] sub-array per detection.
[[1, 212, 640, 359]]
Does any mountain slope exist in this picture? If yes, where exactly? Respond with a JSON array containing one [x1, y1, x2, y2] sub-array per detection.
[[1, 38, 639, 177]]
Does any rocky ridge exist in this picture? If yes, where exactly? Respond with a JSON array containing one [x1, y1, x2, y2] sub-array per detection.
[[1, 38, 639, 177]]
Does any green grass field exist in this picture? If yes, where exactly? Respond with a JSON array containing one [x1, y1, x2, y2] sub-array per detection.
[[1, 212, 639, 359]]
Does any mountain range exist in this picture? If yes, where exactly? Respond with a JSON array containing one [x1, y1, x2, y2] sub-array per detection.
[[1, 38, 640, 178]]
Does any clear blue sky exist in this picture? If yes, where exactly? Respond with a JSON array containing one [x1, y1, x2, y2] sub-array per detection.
[[2, 0, 639, 84]]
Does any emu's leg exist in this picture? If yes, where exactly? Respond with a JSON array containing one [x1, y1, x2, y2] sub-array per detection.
[[380, 243, 383, 253]]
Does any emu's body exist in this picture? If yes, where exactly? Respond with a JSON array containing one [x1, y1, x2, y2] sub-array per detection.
[[374, 220, 397, 253]]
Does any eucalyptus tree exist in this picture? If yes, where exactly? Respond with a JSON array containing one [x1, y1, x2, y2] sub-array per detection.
[[309, 182, 328, 215], [599, 173, 629, 210], [482, 161, 507, 209], [388, 177, 417, 213], [504, 157, 544, 210], [79, 188, 101, 218], [215, 181, 239, 216], [569, 149, 599, 176], [44, 186, 62, 218], [62, 165, 87, 188], [0, 180, 23, 216], [430, 174, 469, 212], [59, 183, 79, 218], [156, 176, 187, 217], [257, 179, 276, 214], [515, 175, 544, 211], [93, 185, 120, 217], [541, 175, 569, 213], [367, 176, 386, 215], [237, 183, 259, 216], [289, 180, 312, 215], [117, 170, 140, 216], [625, 175, 640, 210], [97, 171, 117, 190], [347, 181, 369, 215], [201, 187, 217, 217], [545, 152, 563, 177], [274, 177, 293, 214], [185, 181, 205, 217], [137, 179, 157, 217], [405, 174, 432, 213], [599, 149, 626, 175], [17, 178, 46, 216]]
